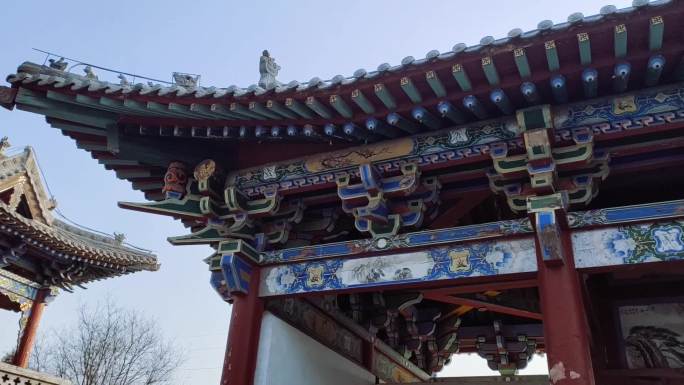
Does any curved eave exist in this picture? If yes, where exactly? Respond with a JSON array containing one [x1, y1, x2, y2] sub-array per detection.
[[0, 203, 159, 274], [5, 1, 683, 147]]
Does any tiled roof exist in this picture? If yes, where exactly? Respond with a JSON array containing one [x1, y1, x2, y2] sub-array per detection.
[[5, 0, 673, 99], [0, 147, 158, 282], [0, 202, 158, 274]]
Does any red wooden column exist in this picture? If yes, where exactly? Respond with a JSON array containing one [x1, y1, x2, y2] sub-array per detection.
[[13, 288, 49, 368], [220, 267, 264, 385], [529, 194, 596, 385]]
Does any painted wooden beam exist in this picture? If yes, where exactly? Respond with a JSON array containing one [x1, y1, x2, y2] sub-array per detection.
[[373, 83, 397, 109], [577, 32, 592, 65], [567, 198, 684, 228], [285, 98, 314, 119], [425, 71, 447, 97], [261, 217, 533, 263], [544, 40, 560, 72], [649, 15, 664, 51], [481, 56, 500, 86], [230, 103, 265, 120], [305, 96, 333, 118], [208, 104, 243, 119], [329, 95, 353, 118], [265, 100, 297, 119], [249, 101, 280, 119], [513, 48, 531, 79], [350, 89, 375, 114], [614, 23, 628, 58], [259, 237, 537, 296], [14, 88, 116, 129], [400, 77, 422, 103], [423, 293, 543, 321], [451, 64, 472, 92], [573, 220, 684, 269]]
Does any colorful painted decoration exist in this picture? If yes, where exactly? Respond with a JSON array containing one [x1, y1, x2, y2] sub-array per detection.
[[261, 218, 533, 263], [0, 268, 40, 311], [567, 199, 684, 228], [162, 161, 188, 199], [573, 220, 684, 268], [260, 237, 537, 296]]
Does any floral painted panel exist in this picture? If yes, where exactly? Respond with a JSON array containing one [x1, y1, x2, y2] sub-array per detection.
[[260, 237, 537, 296], [572, 220, 684, 268]]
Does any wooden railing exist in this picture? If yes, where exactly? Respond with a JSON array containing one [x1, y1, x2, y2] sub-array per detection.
[[0, 362, 71, 385]]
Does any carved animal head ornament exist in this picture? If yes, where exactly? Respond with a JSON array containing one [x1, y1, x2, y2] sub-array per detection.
[[162, 161, 188, 199]]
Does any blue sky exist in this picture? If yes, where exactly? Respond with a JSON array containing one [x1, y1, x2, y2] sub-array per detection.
[[0, 0, 632, 383]]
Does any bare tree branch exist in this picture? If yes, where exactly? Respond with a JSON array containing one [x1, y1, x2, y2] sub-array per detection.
[[30, 299, 184, 385]]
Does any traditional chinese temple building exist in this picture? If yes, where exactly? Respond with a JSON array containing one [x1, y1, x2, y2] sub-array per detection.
[[0, 139, 158, 381], [3, 0, 684, 384]]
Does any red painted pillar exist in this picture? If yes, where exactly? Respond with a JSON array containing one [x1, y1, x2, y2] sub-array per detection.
[[220, 268, 264, 385], [535, 227, 596, 384], [13, 288, 49, 368]]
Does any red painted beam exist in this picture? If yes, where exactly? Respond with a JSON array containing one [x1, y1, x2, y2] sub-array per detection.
[[421, 278, 538, 296], [424, 293, 543, 321], [428, 191, 491, 229]]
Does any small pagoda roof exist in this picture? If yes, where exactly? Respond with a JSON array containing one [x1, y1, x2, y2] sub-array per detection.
[[0, 145, 158, 293]]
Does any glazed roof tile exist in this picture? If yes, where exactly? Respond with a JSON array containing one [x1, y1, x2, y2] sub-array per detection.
[[5, 0, 673, 100]]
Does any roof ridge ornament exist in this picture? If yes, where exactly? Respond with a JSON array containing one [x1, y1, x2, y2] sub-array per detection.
[[0, 136, 9, 158], [258, 50, 281, 90]]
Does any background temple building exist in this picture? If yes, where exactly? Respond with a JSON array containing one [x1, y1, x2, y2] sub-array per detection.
[[2, 0, 684, 384], [0, 141, 158, 384]]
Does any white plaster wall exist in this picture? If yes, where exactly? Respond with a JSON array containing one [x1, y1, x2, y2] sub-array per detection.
[[254, 311, 376, 385]]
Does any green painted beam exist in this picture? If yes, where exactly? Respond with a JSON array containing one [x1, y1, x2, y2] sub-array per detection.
[[169, 103, 215, 119], [614, 24, 628, 58], [49, 119, 106, 136], [45, 90, 123, 118], [425, 71, 447, 98], [285, 98, 314, 119], [451, 63, 472, 91], [481, 57, 500, 86], [513, 48, 531, 78], [577, 32, 592, 65], [230, 103, 265, 120], [305, 96, 333, 118], [123, 99, 166, 117], [373, 83, 397, 109], [14, 88, 116, 129], [649, 15, 664, 51], [329, 95, 353, 118], [544, 40, 560, 72], [248, 101, 280, 119], [266, 100, 297, 119], [208, 104, 243, 119], [351, 89, 376, 114], [146, 101, 190, 119], [400, 77, 422, 103]]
